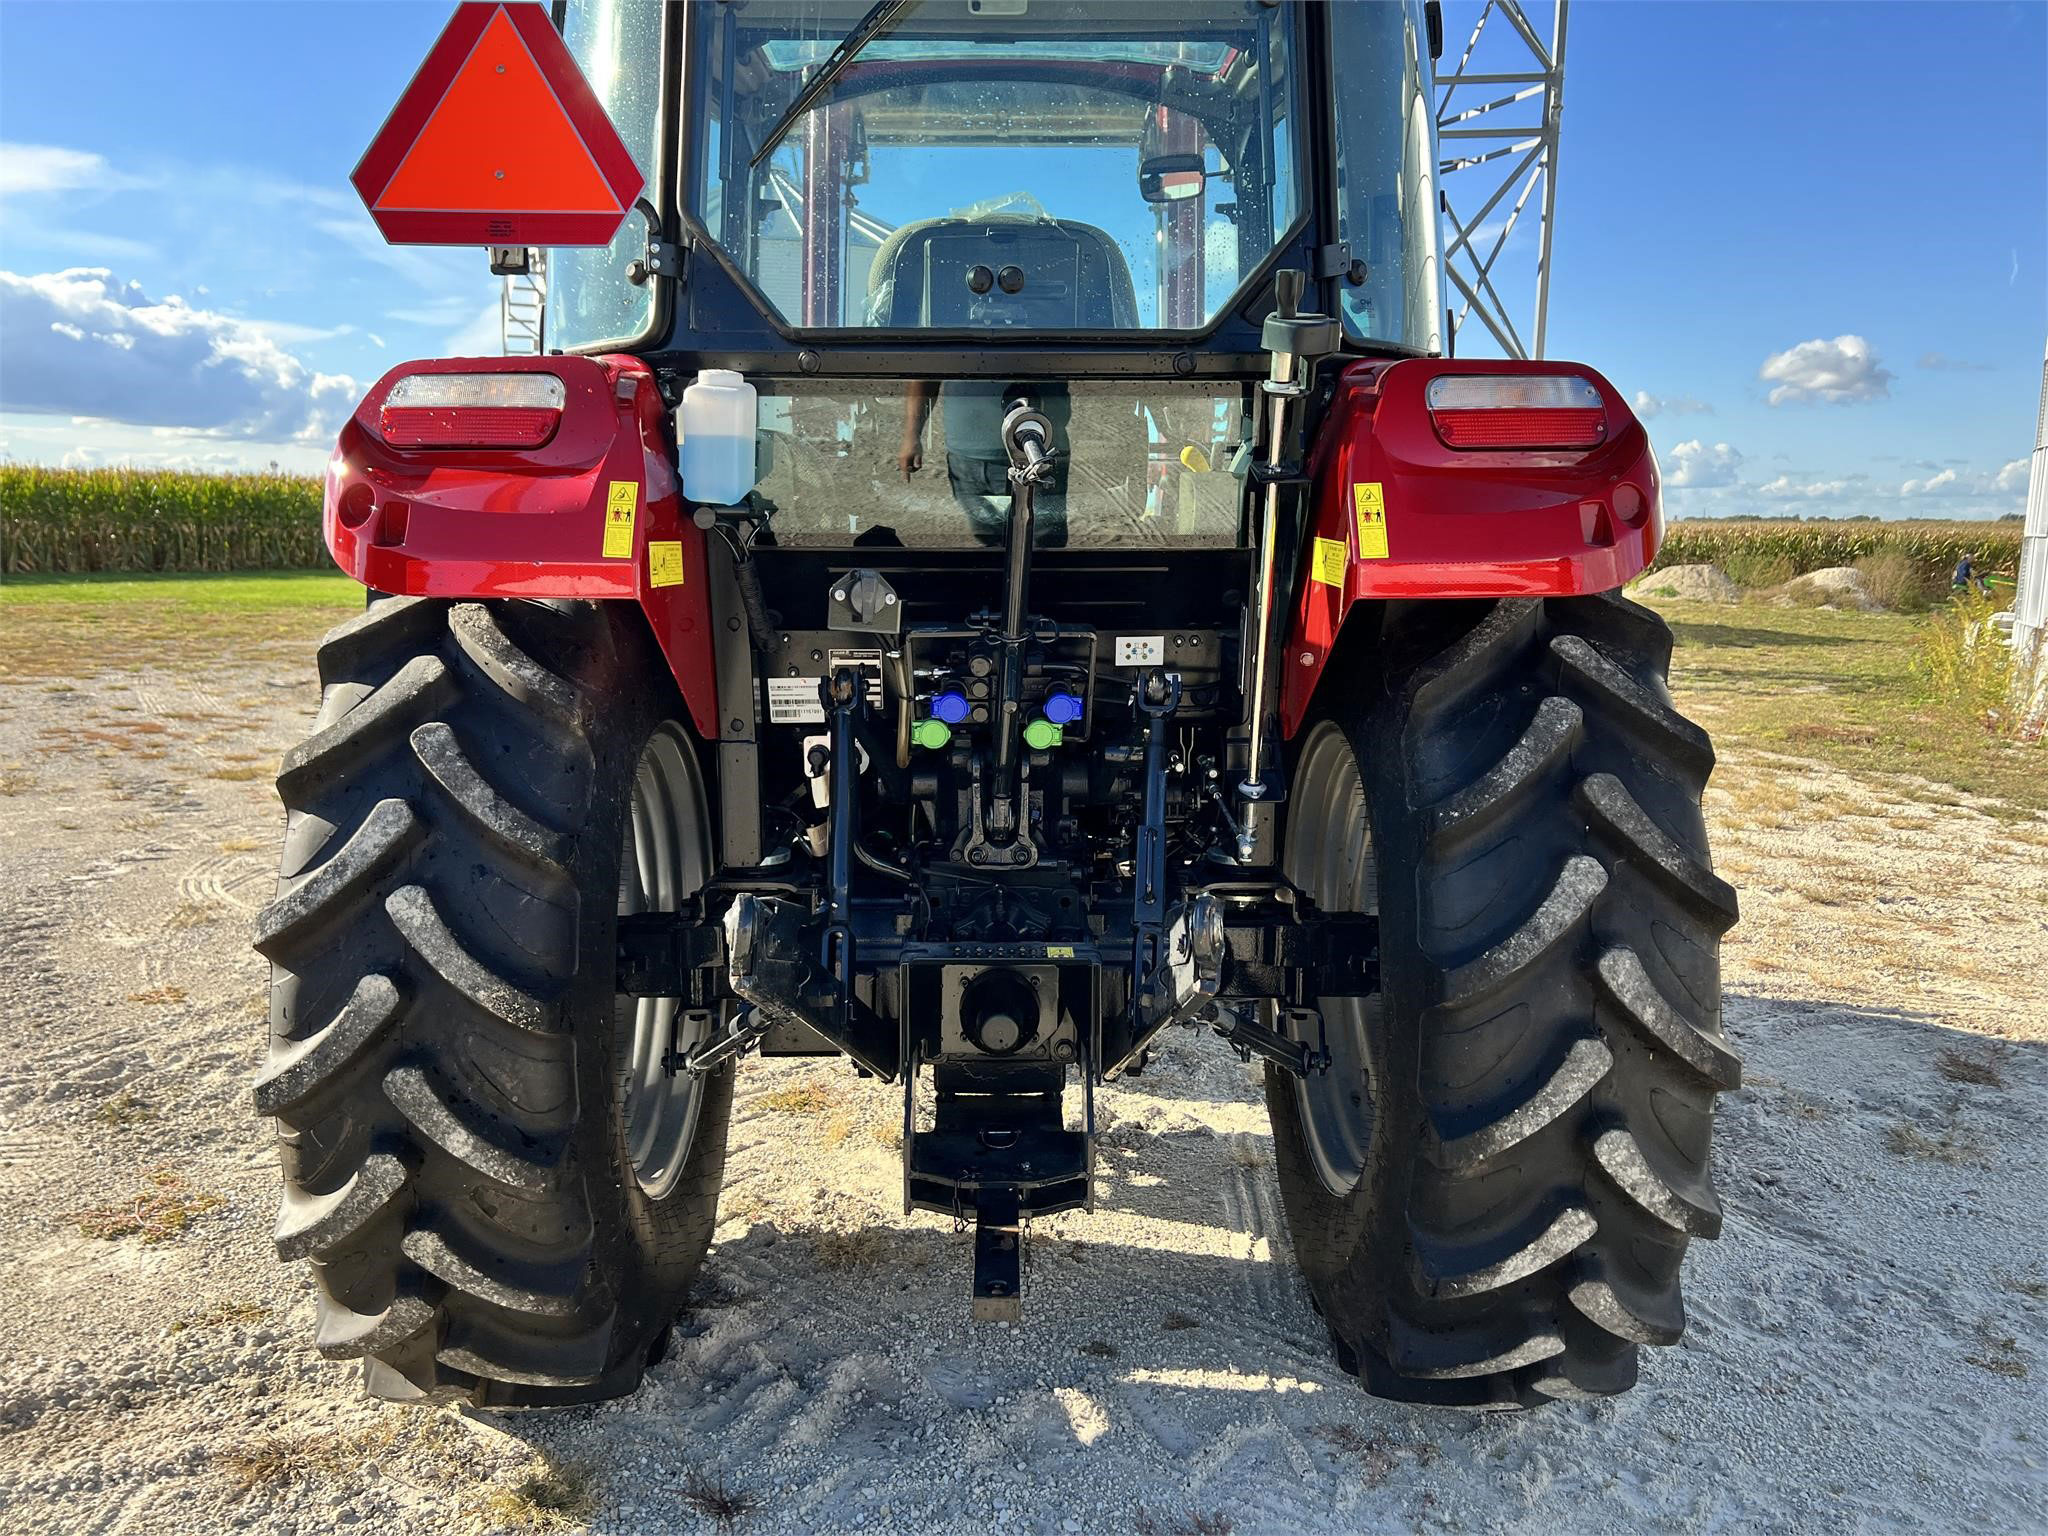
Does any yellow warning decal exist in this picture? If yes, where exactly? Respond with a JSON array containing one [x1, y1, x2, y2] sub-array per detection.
[[1353, 482, 1390, 559], [602, 480, 638, 558], [1311, 535, 1349, 587], [647, 540, 685, 589], [1046, 944, 1076, 959]]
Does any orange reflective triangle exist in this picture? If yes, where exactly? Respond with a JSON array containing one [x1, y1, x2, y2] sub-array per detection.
[[376, 7, 621, 215]]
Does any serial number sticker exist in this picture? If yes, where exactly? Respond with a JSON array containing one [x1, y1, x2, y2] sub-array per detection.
[[602, 480, 638, 559], [1114, 635, 1165, 667], [765, 676, 826, 724], [646, 540, 685, 588], [1046, 944, 1076, 959], [1311, 536, 1349, 587], [1353, 481, 1390, 559]]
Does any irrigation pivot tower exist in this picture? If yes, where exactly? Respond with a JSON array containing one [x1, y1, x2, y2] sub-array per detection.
[[1437, 1, 1569, 360]]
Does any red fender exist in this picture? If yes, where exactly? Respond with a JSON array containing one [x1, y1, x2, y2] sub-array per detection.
[[1281, 358, 1662, 736], [323, 355, 718, 739]]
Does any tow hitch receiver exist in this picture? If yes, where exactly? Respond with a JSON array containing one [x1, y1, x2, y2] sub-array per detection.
[[972, 1188, 1024, 1323], [904, 1063, 1092, 1320]]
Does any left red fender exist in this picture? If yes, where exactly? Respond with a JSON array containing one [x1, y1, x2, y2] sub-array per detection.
[[324, 355, 717, 737]]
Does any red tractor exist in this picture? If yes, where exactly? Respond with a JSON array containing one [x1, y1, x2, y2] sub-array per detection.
[[258, 0, 1738, 1411]]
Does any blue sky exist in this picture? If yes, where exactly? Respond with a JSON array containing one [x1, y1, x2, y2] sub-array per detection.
[[1, 0, 2042, 520]]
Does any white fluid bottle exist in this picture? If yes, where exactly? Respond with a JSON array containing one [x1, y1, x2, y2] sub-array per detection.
[[678, 368, 757, 506]]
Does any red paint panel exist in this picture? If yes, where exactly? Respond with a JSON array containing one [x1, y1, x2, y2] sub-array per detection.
[[352, 2, 643, 247], [323, 355, 717, 739], [1281, 358, 1662, 737]]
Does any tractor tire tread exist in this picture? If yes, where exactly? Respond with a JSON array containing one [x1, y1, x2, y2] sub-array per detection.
[[1273, 592, 1737, 1409], [259, 597, 727, 1407]]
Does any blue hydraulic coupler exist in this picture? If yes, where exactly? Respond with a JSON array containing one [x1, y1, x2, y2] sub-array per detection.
[[1042, 689, 1083, 726]]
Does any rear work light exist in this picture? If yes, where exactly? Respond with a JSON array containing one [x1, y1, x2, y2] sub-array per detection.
[[1426, 374, 1607, 450], [379, 372, 566, 448]]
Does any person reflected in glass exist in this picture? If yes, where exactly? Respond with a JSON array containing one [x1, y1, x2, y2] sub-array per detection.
[[899, 380, 1070, 548]]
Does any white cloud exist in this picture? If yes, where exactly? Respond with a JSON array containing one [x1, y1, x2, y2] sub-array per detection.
[[1917, 351, 1992, 372], [1664, 439, 1742, 489], [1632, 390, 1711, 420], [0, 411, 331, 474], [0, 267, 356, 441], [1758, 335, 1894, 406], [314, 214, 475, 292], [1899, 468, 1962, 497], [0, 143, 114, 196], [239, 319, 356, 346], [9, 227, 161, 264], [442, 301, 506, 359], [1901, 458, 2032, 497], [1757, 474, 1860, 500], [386, 298, 483, 328]]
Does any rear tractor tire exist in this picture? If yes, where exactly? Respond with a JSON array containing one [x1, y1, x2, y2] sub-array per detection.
[[254, 596, 731, 1406], [1269, 593, 1740, 1408]]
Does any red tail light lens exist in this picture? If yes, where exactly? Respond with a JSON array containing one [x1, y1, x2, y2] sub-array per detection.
[[379, 372, 566, 448], [1426, 374, 1607, 449]]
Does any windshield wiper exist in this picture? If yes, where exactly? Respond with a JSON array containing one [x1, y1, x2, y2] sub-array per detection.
[[750, 0, 918, 169]]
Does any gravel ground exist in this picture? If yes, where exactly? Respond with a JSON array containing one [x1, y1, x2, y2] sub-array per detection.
[[0, 638, 2043, 1534]]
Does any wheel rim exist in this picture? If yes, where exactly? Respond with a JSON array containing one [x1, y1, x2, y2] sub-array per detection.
[[1284, 721, 1380, 1198], [618, 723, 714, 1200]]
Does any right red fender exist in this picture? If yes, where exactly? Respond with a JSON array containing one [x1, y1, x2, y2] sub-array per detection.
[[1281, 358, 1663, 736]]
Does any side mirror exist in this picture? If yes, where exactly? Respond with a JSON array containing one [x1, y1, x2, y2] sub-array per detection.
[[1139, 153, 1206, 204]]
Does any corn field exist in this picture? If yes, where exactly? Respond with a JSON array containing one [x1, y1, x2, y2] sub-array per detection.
[[1651, 518, 2024, 591], [0, 466, 325, 574]]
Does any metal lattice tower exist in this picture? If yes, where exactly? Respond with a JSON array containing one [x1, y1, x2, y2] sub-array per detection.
[[501, 248, 548, 356], [1436, 1, 1569, 359]]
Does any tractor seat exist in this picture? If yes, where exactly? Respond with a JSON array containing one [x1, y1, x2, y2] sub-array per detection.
[[864, 215, 1140, 330]]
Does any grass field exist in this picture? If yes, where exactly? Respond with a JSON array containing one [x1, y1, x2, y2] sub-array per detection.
[[0, 571, 360, 609], [1639, 596, 2043, 814], [0, 572, 359, 680], [1, 572, 2037, 811]]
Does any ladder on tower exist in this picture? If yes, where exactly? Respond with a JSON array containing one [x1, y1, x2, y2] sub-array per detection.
[[501, 248, 548, 356]]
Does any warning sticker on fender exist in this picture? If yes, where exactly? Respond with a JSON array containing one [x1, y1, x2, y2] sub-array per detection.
[[1310, 536, 1349, 587], [647, 540, 684, 588], [602, 480, 638, 558], [1353, 482, 1389, 559]]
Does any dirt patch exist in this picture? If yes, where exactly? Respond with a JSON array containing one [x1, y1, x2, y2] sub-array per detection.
[[1774, 564, 1883, 610], [1630, 562, 1739, 603], [0, 626, 2044, 1535]]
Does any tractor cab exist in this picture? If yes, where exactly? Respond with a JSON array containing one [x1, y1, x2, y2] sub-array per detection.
[[540, 0, 1445, 559], [550, 0, 1442, 357]]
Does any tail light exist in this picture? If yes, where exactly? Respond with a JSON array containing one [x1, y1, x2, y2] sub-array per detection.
[[379, 372, 566, 448], [1426, 374, 1607, 450]]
